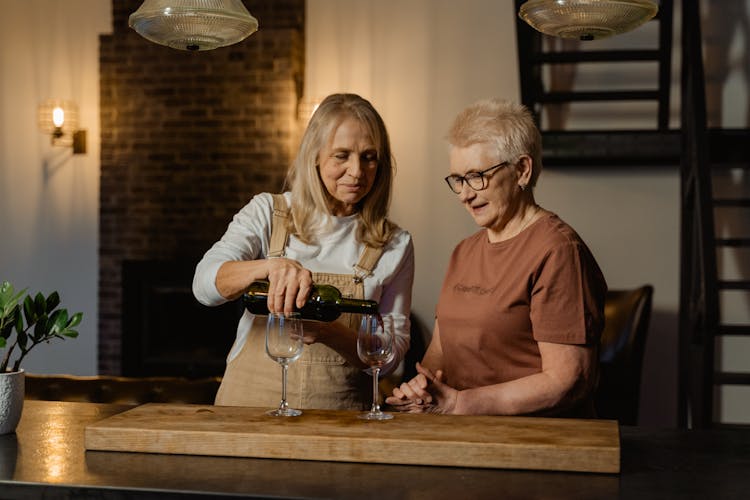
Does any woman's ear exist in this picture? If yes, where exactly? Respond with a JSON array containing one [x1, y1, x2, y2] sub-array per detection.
[[516, 155, 534, 189]]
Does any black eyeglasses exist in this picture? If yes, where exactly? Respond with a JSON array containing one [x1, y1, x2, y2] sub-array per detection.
[[444, 162, 508, 194]]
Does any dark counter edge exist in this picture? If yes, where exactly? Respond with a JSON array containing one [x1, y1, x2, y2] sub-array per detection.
[[0, 480, 269, 499]]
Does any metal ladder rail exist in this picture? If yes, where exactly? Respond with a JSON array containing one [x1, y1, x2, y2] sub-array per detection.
[[678, 0, 720, 429]]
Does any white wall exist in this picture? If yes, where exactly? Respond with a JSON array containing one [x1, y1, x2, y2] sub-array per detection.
[[306, 0, 522, 332], [306, 0, 681, 426], [0, 1, 110, 375]]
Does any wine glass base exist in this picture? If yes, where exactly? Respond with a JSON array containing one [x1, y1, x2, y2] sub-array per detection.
[[267, 408, 302, 417], [358, 411, 393, 421]]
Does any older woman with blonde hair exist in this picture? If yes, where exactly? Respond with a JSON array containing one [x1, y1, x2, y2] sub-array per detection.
[[387, 98, 606, 417], [194, 93, 414, 410]]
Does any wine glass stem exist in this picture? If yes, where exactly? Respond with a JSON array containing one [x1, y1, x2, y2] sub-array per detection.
[[280, 363, 289, 410], [371, 367, 381, 413]]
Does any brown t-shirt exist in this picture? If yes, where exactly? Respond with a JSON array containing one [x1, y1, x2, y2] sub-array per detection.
[[436, 213, 607, 395]]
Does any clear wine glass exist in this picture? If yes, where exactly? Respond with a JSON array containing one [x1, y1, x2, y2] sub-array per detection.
[[265, 312, 304, 417], [357, 314, 394, 420]]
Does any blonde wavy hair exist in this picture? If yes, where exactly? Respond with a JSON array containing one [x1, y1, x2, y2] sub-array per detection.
[[447, 99, 543, 187], [285, 93, 396, 248]]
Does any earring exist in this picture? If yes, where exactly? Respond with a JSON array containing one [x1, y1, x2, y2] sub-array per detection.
[[519, 184, 527, 192]]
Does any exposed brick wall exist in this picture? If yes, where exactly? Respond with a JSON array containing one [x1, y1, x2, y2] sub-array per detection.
[[99, 0, 305, 375]]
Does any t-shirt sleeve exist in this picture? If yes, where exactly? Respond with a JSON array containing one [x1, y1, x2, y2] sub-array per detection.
[[530, 240, 606, 345]]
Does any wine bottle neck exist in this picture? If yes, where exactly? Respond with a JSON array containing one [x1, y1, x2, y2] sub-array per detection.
[[336, 297, 379, 314]]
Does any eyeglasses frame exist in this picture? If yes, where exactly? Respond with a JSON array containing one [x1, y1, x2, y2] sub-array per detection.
[[444, 161, 509, 194]]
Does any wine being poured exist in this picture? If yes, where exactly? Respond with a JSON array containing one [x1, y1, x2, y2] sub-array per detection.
[[243, 280, 378, 321]]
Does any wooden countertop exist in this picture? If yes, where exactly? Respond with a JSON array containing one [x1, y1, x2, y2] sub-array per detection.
[[84, 403, 620, 473], [2, 400, 750, 499]]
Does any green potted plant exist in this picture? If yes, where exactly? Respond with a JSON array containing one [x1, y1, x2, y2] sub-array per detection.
[[0, 281, 82, 434]]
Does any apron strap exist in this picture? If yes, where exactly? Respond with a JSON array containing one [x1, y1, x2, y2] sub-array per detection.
[[269, 192, 384, 282], [268, 194, 290, 258], [353, 245, 384, 283]]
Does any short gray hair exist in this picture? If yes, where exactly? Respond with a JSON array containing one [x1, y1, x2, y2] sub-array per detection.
[[447, 99, 542, 187]]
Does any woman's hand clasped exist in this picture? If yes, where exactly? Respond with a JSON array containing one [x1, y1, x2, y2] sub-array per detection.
[[265, 257, 314, 314], [385, 363, 458, 414]]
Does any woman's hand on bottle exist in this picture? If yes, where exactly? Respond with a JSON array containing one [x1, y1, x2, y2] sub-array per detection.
[[265, 258, 314, 314]]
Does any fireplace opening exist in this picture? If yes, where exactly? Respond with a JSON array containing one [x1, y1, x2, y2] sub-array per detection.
[[122, 260, 241, 379]]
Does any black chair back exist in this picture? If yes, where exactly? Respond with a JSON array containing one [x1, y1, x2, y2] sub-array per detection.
[[595, 285, 654, 425]]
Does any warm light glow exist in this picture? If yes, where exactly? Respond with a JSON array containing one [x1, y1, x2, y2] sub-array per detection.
[[298, 98, 321, 124], [39, 411, 72, 482], [38, 99, 86, 153], [52, 107, 65, 127], [38, 99, 78, 136]]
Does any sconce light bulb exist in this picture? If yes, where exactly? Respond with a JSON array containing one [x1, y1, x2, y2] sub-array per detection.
[[52, 107, 65, 127]]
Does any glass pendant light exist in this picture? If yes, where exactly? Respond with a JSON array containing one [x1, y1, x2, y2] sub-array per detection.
[[129, 0, 259, 51], [519, 0, 658, 41]]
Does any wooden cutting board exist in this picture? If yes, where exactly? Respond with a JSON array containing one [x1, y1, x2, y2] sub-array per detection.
[[84, 403, 620, 473]]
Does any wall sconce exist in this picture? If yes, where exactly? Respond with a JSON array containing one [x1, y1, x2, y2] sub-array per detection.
[[38, 99, 87, 154]]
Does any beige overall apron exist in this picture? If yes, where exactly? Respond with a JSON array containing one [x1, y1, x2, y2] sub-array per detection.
[[214, 194, 383, 410]]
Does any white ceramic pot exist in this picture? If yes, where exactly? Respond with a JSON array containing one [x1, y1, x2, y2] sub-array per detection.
[[0, 369, 24, 435]]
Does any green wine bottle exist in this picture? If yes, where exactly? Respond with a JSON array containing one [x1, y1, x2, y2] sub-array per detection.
[[242, 280, 379, 321]]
